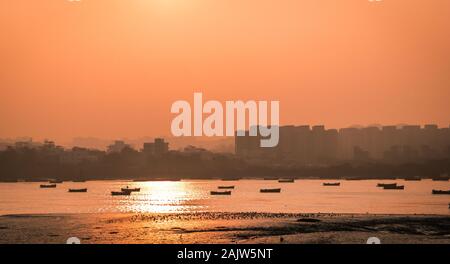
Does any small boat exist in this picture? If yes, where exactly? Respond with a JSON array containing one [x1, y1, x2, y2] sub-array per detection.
[[40, 184, 57, 188], [68, 188, 87, 193], [111, 190, 132, 196], [278, 179, 295, 183], [221, 178, 241, 181], [383, 185, 404, 190], [323, 182, 340, 186], [210, 191, 231, 195], [121, 187, 141, 192], [432, 177, 449, 181], [404, 177, 421, 181], [377, 183, 397, 188], [432, 190, 450, 195], [49, 180, 63, 184], [218, 186, 235, 189], [260, 188, 281, 193]]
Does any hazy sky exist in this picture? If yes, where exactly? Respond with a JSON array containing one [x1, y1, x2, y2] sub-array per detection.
[[1, 0, 449, 142]]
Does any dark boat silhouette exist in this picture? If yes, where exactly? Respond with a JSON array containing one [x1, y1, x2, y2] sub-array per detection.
[[377, 183, 397, 188], [68, 188, 87, 193], [210, 191, 231, 195], [111, 190, 132, 196], [432, 177, 449, 181], [121, 187, 141, 192], [260, 188, 281, 193], [40, 184, 57, 188], [383, 185, 404, 190], [221, 178, 241, 181], [404, 177, 421, 181], [218, 186, 234, 189], [278, 179, 294, 183], [432, 190, 450, 195], [323, 182, 340, 186]]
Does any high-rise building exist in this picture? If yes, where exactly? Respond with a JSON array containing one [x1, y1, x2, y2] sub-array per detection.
[[142, 138, 169, 156], [235, 124, 450, 164]]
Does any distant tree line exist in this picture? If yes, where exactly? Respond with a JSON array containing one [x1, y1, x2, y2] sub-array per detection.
[[0, 146, 449, 181]]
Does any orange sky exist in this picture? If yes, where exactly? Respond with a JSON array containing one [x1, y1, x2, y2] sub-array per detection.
[[1, 0, 449, 143]]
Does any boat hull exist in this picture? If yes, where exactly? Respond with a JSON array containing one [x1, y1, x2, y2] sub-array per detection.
[[432, 190, 450, 195], [40, 184, 57, 188], [210, 191, 231, 195], [68, 188, 87, 193], [260, 188, 281, 193]]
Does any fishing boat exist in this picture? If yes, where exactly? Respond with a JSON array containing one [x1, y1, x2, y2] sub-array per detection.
[[40, 184, 57, 188], [221, 178, 241, 181], [218, 186, 235, 189], [377, 183, 397, 188], [432, 177, 449, 181], [323, 182, 340, 186], [68, 188, 87, 193], [432, 190, 450, 195], [278, 179, 295, 183], [404, 177, 421, 181], [49, 180, 63, 184], [121, 187, 141, 192], [210, 191, 231, 195], [260, 188, 281, 193], [383, 185, 404, 190], [111, 190, 132, 196]]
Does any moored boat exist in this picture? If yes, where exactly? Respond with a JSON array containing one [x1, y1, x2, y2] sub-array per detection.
[[218, 186, 235, 189], [377, 183, 397, 188], [432, 190, 450, 195], [40, 184, 57, 188], [121, 187, 141, 192], [260, 188, 281, 193], [432, 177, 449, 181], [323, 182, 340, 186], [383, 185, 404, 190], [221, 178, 241, 181], [210, 191, 231, 195], [68, 188, 87, 193], [405, 177, 421, 181], [111, 190, 132, 196], [278, 179, 294, 183]]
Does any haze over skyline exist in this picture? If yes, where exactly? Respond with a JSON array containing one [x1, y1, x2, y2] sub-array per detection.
[[1, 0, 449, 143]]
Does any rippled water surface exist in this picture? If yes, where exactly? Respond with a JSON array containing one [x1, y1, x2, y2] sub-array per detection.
[[0, 179, 449, 215]]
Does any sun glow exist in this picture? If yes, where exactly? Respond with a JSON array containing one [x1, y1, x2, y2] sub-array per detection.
[[125, 181, 204, 213]]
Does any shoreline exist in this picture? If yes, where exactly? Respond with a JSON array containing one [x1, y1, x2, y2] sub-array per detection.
[[1, 212, 450, 244]]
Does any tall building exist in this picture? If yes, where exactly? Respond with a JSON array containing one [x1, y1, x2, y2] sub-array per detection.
[[142, 138, 169, 156], [235, 124, 450, 164]]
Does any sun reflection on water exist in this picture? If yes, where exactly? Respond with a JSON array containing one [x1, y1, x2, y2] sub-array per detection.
[[116, 181, 207, 213]]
